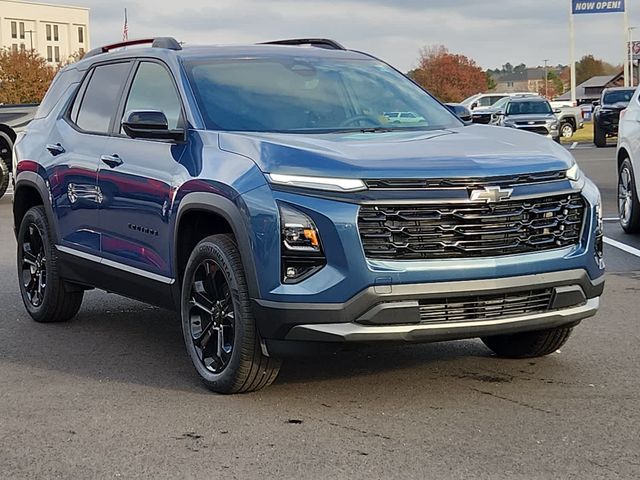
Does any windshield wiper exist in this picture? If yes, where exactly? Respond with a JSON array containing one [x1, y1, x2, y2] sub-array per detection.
[[359, 127, 393, 133]]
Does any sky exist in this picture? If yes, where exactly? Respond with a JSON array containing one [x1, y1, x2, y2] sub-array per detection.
[[47, 0, 636, 72]]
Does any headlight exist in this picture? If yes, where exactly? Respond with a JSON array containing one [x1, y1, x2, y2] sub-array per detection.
[[566, 163, 581, 181], [504, 121, 517, 128], [278, 203, 326, 283], [269, 173, 366, 192], [549, 122, 559, 129]]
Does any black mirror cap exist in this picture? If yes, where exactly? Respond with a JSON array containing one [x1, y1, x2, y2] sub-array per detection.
[[444, 103, 472, 123], [122, 110, 185, 142]]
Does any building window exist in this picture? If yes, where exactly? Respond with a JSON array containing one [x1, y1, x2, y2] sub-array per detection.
[[78, 27, 84, 44], [46, 24, 52, 41], [54, 25, 59, 41], [19, 22, 25, 40], [20, 44, 26, 52], [12, 44, 18, 53], [11, 22, 17, 39], [47, 46, 53, 62], [54, 46, 60, 63], [79, 47, 85, 56]]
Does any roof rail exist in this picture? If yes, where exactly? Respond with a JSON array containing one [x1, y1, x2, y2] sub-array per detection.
[[260, 38, 346, 50], [84, 37, 182, 59]]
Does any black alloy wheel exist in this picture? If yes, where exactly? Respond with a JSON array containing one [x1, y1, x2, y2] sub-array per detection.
[[21, 223, 47, 307], [187, 259, 236, 374]]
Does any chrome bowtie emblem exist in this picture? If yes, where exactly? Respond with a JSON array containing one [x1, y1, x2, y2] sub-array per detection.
[[470, 186, 513, 203]]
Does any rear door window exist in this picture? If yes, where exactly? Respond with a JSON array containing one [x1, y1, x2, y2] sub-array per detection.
[[71, 62, 131, 134]]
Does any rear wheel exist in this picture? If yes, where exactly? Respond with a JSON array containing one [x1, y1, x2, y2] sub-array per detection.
[[17, 206, 84, 322], [482, 326, 573, 359], [181, 234, 281, 394], [618, 158, 640, 233], [0, 157, 9, 200], [593, 120, 606, 147]]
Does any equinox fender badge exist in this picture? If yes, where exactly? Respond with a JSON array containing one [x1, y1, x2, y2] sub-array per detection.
[[470, 186, 513, 203]]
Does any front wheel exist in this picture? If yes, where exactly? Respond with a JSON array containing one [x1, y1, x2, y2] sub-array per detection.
[[618, 158, 640, 233], [560, 122, 574, 139], [593, 121, 606, 147], [481, 326, 573, 358], [181, 234, 281, 394]]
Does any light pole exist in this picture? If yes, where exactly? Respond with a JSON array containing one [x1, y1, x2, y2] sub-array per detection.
[[544, 59, 549, 98], [630, 27, 637, 87]]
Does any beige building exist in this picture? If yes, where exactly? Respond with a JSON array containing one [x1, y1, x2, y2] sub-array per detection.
[[0, 0, 89, 64]]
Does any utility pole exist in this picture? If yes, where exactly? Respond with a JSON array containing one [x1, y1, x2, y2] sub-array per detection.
[[569, 0, 577, 105], [544, 59, 549, 98], [630, 27, 637, 87]]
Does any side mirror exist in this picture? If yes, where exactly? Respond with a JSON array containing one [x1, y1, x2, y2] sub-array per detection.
[[122, 110, 185, 142], [592, 100, 601, 107], [553, 108, 562, 114], [470, 102, 478, 110]]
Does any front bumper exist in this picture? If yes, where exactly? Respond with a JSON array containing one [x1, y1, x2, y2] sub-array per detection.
[[513, 125, 559, 138], [255, 269, 604, 343]]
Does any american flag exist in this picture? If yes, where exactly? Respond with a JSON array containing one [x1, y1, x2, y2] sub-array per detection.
[[122, 8, 129, 41]]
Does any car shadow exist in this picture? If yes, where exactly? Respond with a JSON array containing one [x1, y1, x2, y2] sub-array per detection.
[[3, 288, 554, 395]]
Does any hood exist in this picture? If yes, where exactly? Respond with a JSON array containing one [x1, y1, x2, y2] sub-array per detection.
[[218, 125, 574, 179], [602, 101, 629, 110]]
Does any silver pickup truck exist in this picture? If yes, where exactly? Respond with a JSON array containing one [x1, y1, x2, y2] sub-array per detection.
[[0, 104, 38, 199]]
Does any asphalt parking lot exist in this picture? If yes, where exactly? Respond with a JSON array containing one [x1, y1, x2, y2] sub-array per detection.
[[1, 145, 639, 479]]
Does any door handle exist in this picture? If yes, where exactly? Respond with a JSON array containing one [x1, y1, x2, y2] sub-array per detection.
[[100, 154, 124, 168], [46, 143, 65, 155]]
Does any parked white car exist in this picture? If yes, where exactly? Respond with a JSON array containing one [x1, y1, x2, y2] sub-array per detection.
[[615, 90, 640, 233]]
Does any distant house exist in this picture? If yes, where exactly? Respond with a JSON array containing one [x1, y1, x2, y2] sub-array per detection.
[[493, 68, 548, 93], [555, 71, 625, 105]]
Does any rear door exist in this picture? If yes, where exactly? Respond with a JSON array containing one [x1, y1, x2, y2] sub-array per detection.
[[96, 60, 187, 281], [51, 61, 132, 255]]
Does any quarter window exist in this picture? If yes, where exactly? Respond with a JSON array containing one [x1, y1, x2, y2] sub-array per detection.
[[123, 62, 183, 131], [73, 62, 131, 134]]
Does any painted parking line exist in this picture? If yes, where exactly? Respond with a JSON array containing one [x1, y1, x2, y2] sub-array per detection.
[[604, 237, 640, 258]]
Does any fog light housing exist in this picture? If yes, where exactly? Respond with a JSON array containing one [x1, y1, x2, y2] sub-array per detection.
[[279, 203, 326, 283]]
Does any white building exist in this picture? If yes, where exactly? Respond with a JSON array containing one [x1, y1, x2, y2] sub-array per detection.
[[0, 0, 90, 64]]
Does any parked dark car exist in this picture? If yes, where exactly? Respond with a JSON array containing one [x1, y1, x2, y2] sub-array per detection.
[[12, 37, 604, 394], [0, 104, 38, 199], [444, 103, 472, 122], [593, 87, 635, 148]]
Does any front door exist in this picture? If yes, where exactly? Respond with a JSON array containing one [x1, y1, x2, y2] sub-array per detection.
[[97, 60, 187, 281]]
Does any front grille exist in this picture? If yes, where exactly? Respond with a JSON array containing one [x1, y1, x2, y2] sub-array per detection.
[[520, 126, 550, 136], [358, 193, 586, 260], [364, 171, 566, 190], [418, 289, 553, 324], [472, 114, 493, 124], [516, 120, 547, 126]]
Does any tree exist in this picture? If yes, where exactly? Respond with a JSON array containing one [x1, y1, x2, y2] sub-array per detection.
[[0, 48, 57, 104], [575, 55, 619, 85], [412, 45, 488, 102], [538, 70, 565, 99], [486, 71, 497, 91]]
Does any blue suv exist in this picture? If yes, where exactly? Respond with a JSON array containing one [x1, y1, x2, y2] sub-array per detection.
[[12, 38, 605, 393]]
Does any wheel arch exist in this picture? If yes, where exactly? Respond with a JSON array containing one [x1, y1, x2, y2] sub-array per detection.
[[13, 172, 57, 240], [0, 126, 15, 171], [174, 192, 261, 299]]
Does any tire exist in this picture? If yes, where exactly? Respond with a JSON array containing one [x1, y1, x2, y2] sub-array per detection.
[[618, 158, 640, 233], [0, 156, 9, 200], [481, 326, 573, 359], [181, 234, 281, 394], [560, 122, 574, 139], [593, 120, 606, 148], [17, 206, 84, 323]]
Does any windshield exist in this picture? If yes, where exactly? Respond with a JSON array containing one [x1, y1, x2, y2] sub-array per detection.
[[603, 89, 635, 105], [184, 57, 461, 133], [506, 100, 552, 115]]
